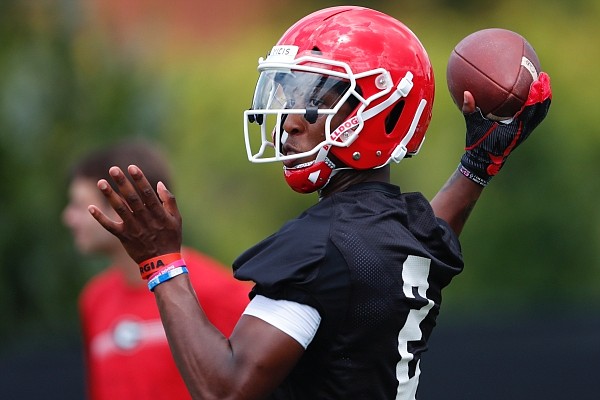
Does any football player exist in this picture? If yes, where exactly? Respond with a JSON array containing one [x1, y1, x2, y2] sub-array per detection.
[[88, 6, 551, 399]]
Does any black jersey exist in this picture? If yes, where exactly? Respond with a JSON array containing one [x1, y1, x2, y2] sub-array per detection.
[[233, 182, 463, 399]]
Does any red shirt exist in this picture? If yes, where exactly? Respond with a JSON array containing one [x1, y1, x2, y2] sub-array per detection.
[[79, 248, 251, 400]]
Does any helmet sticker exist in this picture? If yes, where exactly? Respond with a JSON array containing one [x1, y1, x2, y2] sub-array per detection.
[[266, 45, 299, 62]]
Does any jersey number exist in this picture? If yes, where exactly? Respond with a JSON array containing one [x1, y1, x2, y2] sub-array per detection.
[[395, 255, 433, 400]]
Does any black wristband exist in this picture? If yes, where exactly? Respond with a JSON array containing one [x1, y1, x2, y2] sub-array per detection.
[[458, 164, 489, 187]]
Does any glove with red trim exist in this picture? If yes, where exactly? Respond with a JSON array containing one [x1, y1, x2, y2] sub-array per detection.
[[459, 72, 552, 186]]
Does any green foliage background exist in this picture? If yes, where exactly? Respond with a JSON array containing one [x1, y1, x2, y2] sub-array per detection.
[[1, 0, 599, 349]]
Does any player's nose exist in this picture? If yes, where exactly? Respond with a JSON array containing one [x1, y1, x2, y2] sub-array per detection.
[[281, 112, 307, 136]]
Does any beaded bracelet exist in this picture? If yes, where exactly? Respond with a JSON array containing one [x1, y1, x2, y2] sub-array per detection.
[[148, 266, 189, 292]]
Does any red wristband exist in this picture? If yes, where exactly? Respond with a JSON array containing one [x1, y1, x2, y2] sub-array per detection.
[[138, 253, 182, 280]]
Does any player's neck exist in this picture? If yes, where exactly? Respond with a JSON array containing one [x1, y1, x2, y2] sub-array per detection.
[[319, 166, 390, 199]]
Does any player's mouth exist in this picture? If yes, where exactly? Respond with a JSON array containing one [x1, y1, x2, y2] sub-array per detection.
[[283, 160, 315, 171], [282, 144, 304, 168]]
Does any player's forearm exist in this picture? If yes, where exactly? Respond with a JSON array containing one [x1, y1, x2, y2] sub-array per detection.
[[154, 274, 240, 399], [430, 169, 483, 236]]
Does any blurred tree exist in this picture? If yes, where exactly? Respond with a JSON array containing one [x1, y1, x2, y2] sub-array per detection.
[[0, 0, 169, 343]]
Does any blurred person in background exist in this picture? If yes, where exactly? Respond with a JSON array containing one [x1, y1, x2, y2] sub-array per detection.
[[62, 139, 251, 400]]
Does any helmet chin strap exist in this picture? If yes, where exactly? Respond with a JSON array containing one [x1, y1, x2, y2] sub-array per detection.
[[314, 144, 335, 166], [282, 144, 343, 193], [310, 143, 347, 186]]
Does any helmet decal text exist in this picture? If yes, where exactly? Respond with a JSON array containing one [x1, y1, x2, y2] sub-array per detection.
[[266, 45, 299, 62]]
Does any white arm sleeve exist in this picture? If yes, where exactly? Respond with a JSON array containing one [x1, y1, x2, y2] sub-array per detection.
[[243, 295, 321, 349]]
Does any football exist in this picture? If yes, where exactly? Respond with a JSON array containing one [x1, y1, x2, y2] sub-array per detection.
[[446, 28, 541, 120]]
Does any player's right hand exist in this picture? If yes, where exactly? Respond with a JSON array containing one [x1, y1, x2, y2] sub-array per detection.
[[459, 72, 552, 186], [88, 165, 183, 264]]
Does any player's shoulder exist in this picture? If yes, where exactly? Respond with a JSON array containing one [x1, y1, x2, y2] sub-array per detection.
[[233, 201, 335, 288]]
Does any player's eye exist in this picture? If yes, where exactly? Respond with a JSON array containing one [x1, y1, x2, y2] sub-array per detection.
[[308, 98, 324, 108]]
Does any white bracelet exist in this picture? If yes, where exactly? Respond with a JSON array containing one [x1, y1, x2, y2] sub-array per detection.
[[147, 266, 188, 292]]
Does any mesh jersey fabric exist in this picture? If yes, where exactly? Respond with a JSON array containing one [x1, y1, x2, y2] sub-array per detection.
[[233, 182, 464, 399]]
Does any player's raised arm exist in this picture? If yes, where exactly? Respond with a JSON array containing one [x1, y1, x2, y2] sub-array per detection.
[[432, 28, 552, 236], [432, 72, 552, 236]]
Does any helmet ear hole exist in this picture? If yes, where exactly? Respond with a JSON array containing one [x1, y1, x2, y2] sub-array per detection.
[[385, 100, 405, 134]]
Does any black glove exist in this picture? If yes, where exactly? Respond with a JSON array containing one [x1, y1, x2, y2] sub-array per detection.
[[459, 72, 552, 186]]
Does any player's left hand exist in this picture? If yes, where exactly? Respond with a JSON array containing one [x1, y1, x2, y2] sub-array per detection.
[[88, 165, 183, 264], [459, 72, 552, 186]]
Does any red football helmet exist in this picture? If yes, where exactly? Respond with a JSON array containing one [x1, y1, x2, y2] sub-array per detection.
[[244, 6, 435, 193]]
